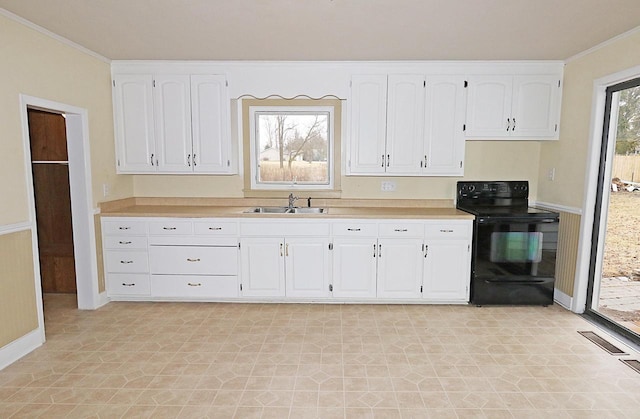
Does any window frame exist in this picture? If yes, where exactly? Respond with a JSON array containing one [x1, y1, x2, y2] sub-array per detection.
[[248, 105, 336, 191]]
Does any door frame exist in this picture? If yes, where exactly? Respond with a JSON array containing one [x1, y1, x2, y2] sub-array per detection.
[[574, 64, 640, 314], [19, 95, 100, 322]]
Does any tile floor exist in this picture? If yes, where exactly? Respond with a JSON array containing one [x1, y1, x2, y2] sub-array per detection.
[[1, 295, 640, 418]]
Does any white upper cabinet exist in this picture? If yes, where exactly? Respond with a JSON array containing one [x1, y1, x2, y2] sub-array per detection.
[[191, 75, 231, 173], [154, 75, 192, 172], [385, 75, 425, 174], [112, 73, 233, 174], [348, 75, 388, 174], [466, 74, 561, 139], [423, 76, 466, 175], [112, 75, 156, 172]]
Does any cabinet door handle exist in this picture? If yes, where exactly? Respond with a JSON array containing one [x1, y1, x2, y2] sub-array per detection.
[[378, 244, 382, 258], [347, 228, 361, 232], [120, 260, 133, 264], [150, 153, 155, 166], [424, 245, 429, 258], [512, 118, 516, 131], [373, 244, 376, 258], [394, 228, 408, 232], [285, 243, 289, 257], [387, 154, 390, 167], [209, 227, 223, 231], [280, 243, 283, 257], [440, 229, 454, 233], [187, 154, 191, 166], [424, 155, 428, 168], [118, 226, 131, 230], [121, 283, 135, 287], [506, 118, 511, 131], [186, 258, 201, 262], [193, 153, 197, 167], [381, 154, 385, 168], [118, 241, 132, 245], [187, 282, 202, 287], [163, 227, 177, 230]]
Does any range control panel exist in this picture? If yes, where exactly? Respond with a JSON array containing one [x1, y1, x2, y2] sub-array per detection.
[[457, 181, 529, 200]]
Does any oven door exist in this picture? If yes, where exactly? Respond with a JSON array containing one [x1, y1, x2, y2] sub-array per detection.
[[472, 216, 558, 305]]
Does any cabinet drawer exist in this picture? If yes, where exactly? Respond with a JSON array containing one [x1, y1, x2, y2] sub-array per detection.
[[105, 250, 149, 273], [332, 222, 377, 237], [102, 219, 147, 236], [149, 245, 238, 275], [152, 275, 238, 298], [104, 236, 147, 250], [424, 223, 470, 239], [378, 222, 424, 238], [194, 221, 238, 236], [107, 273, 150, 296], [148, 221, 193, 236]]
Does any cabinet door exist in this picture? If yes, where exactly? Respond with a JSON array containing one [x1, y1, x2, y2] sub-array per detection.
[[465, 76, 513, 138], [153, 75, 193, 172], [348, 75, 387, 174], [191, 75, 232, 173], [423, 76, 466, 175], [511, 75, 561, 138], [240, 237, 285, 297], [423, 239, 471, 302], [112, 74, 156, 172], [385, 75, 425, 174], [285, 238, 330, 298], [377, 238, 423, 299], [331, 238, 377, 298]]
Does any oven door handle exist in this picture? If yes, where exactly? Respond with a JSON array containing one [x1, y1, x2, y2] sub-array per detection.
[[477, 217, 558, 224], [483, 278, 549, 284]]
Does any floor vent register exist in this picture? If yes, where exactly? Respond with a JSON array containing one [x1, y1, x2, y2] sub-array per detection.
[[620, 359, 640, 374], [578, 331, 628, 355]]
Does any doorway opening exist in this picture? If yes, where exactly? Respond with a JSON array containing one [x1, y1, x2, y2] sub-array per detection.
[[28, 109, 78, 300], [586, 78, 640, 344]]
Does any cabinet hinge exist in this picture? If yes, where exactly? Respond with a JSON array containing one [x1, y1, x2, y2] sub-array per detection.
[[348, 159, 351, 168], [463, 124, 466, 131], [467, 244, 470, 252], [227, 160, 231, 167], [460, 161, 463, 168], [558, 79, 561, 88], [112, 80, 115, 87], [349, 80, 352, 88], [555, 124, 558, 132], [329, 243, 333, 250], [226, 80, 229, 87], [423, 80, 426, 87], [240, 284, 243, 291], [464, 80, 468, 88], [238, 242, 241, 249], [420, 286, 423, 293], [329, 284, 333, 292], [117, 159, 120, 167]]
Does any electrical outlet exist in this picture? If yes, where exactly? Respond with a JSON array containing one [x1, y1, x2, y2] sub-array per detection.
[[381, 181, 397, 192], [102, 183, 110, 197], [547, 168, 556, 181]]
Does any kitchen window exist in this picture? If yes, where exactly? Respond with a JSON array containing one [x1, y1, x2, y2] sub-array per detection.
[[242, 98, 341, 194]]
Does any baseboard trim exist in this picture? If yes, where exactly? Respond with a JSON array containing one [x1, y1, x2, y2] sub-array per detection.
[[96, 292, 110, 308], [0, 329, 43, 371], [554, 288, 573, 310]]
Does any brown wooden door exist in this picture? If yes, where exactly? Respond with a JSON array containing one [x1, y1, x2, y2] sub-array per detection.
[[28, 109, 77, 294]]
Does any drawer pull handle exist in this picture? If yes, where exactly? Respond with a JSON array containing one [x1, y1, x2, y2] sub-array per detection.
[[209, 227, 223, 231], [118, 226, 130, 230], [163, 227, 177, 230], [440, 229, 454, 233], [122, 283, 135, 287], [188, 282, 202, 287], [186, 258, 201, 262], [394, 229, 408, 232], [347, 228, 361, 232], [118, 241, 132, 245], [120, 260, 134, 264]]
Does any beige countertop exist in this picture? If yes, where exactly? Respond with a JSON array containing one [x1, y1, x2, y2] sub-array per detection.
[[99, 198, 474, 220]]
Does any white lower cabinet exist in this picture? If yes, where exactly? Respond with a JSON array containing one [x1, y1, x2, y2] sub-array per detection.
[[331, 238, 378, 298], [240, 237, 286, 297], [377, 238, 424, 299], [285, 238, 330, 298]]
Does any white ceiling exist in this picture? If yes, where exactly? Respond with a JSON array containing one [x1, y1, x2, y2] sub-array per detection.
[[2, 0, 640, 61]]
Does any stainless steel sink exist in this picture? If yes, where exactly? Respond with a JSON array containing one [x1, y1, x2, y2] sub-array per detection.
[[289, 207, 326, 214], [244, 207, 292, 214], [243, 207, 327, 214]]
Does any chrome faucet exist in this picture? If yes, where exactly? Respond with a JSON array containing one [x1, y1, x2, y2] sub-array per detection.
[[288, 193, 299, 209]]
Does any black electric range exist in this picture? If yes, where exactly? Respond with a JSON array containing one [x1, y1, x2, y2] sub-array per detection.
[[456, 181, 560, 305]]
